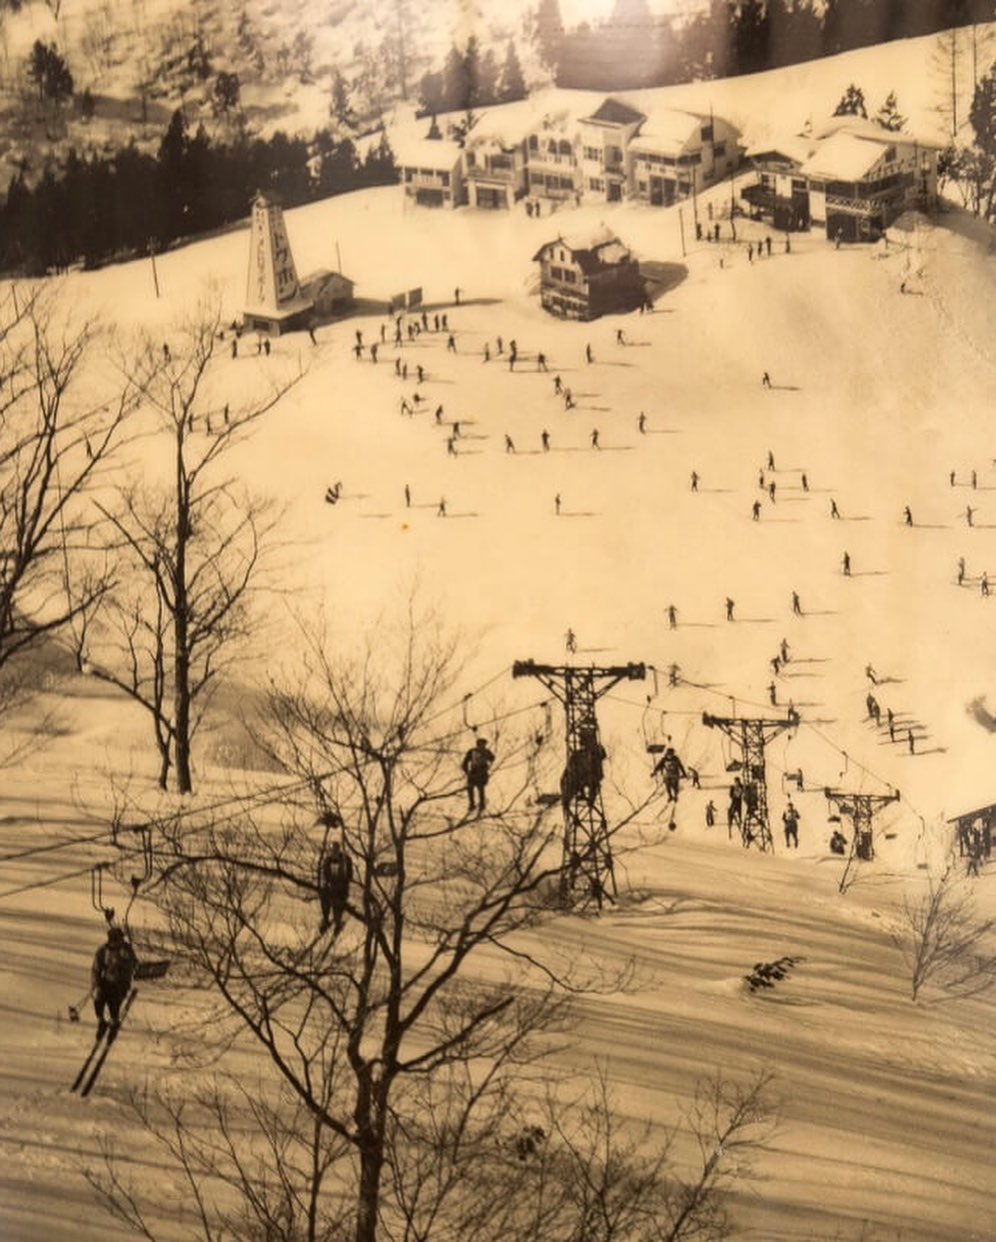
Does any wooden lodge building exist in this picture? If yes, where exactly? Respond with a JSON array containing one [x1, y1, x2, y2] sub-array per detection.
[[743, 117, 940, 242], [533, 229, 645, 320]]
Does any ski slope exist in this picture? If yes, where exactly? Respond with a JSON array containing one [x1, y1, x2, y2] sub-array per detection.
[[2, 35, 996, 1242]]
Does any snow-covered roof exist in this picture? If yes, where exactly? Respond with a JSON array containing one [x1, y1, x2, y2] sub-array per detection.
[[629, 109, 703, 156], [800, 133, 885, 180], [810, 114, 945, 149], [745, 135, 813, 165], [393, 137, 463, 169], [533, 228, 633, 272]]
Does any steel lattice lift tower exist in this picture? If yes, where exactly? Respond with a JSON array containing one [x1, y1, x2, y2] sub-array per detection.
[[513, 660, 645, 909], [823, 787, 900, 891], [702, 712, 797, 851]]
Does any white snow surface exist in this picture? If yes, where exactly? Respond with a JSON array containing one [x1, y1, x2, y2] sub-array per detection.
[[2, 37, 996, 1242]]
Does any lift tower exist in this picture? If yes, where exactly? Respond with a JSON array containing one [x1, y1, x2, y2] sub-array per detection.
[[823, 787, 900, 891], [702, 712, 797, 851], [513, 660, 645, 908]]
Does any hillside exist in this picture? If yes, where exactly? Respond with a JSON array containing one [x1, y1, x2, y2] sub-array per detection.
[[1, 27, 995, 1242]]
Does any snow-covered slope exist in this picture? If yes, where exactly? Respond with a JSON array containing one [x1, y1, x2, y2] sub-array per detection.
[[1, 29, 995, 1242]]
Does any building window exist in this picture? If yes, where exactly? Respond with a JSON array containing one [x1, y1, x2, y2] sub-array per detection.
[[404, 169, 413, 182], [465, 152, 476, 167], [589, 177, 604, 191], [562, 269, 576, 283], [559, 176, 574, 190], [528, 134, 538, 151], [791, 178, 806, 192], [584, 146, 600, 161], [885, 146, 896, 162], [558, 140, 572, 157], [714, 141, 726, 158], [550, 265, 563, 281], [701, 124, 714, 142], [638, 180, 647, 193], [606, 145, 622, 165], [441, 172, 449, 186]]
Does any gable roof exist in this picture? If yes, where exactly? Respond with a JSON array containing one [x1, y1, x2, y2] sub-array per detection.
[[393, 137, 463, 170], [584, 97, 646, 127], [533, 229, 633, 273], [800, 133, 885, 181]]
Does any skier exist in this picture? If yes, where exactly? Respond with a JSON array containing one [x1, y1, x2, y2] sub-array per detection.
[[782, 800, 800, 848], [966, 506, 975, 527], [982, 573, 990, 598], [768, 480, 776, 502], [541, 429, 550, 452], [462, 737, 496, 816], [447, 334, 456, 353], [842, 551, 851, 576], [91, 926, 138, 1038], [691, 471, 699, 492], [585, 343, 593, 364], [667, 604, 677, 630], [554, 493, 561, 515], [638, 412, 646, 434], [801, 473, 808, 491], [903, 505, 913, 527], [761, 371, 771, 388], [653, 746, 687, 804], [404, 483, 411, 508], [752, 500, 761, 521], [865, 663, 877, 685], [829, 829, 847, 855], [591, 429, 600, 449], [768, 682, 777, 706], [705, 800, 717, 828], [437, 497, 447, 517], [318, 839, 354, 936], [554, 375, 562, 395], [505, 434, 515, 453], [908, 728, 915, 755], [957, 556, 966, 585], [483, 343, 491, 363], [830, 498, 840, 519], [537, 352, 548, 371], [780, 638, 790, 663], [792, 591, 802, 616], [767, 449, 775, 470], [725, 597, 735, 622], [728, 778, 743, 834]]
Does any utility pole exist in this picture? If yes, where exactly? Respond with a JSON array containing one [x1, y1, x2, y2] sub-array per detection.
[[702, 711, 797, 851], [823, 787, 899, 892], [678, 205, 686, 257], [512, 660, 645, 910]]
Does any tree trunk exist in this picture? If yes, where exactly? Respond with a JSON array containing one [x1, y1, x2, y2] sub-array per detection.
[[354, 1139, 384, 1242], [174, 438, 192, 794]]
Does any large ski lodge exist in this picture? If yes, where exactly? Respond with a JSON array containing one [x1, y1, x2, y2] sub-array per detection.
[[742, 116, 941, 242], [398, 93, 743, 212]]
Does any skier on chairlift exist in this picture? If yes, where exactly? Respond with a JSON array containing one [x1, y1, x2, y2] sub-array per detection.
[[91, 925, 138, 1038], [318, 838, 354, 937]]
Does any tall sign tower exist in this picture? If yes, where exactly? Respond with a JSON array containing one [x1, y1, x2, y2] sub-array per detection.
[[243, 192, 313, 332]]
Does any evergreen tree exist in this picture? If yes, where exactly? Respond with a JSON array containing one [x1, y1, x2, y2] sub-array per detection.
[[498, 39, 526, 102], [875, 90, 906, 132], [477, 45, 499, 106], [968, 61, 996, 218], [331, 70, 353, 125], [834, 82, 868, 117], [534, 0, 564, 71], [419, 70, 445, 116], [27, 40, 74, 103], [212, 71, 241, 115], [442, 43, 469, 111]]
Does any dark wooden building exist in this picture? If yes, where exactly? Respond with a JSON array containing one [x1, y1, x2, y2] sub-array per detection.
[[532, 229, 645, 320]]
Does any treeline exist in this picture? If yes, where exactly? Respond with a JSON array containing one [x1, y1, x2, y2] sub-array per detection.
[[419, 36, 527, 116], [534, 0, 996, 91], [0, 110, 397, 275]]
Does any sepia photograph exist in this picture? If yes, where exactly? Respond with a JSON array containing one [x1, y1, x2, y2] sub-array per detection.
[[0, 0, 994, 1238]]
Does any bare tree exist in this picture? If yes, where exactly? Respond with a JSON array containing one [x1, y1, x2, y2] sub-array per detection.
[[892, 864, 996, 1001], [86, 607, 681, 1241], [76, 307, 301, 792], [0, 283, 136, 698]]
